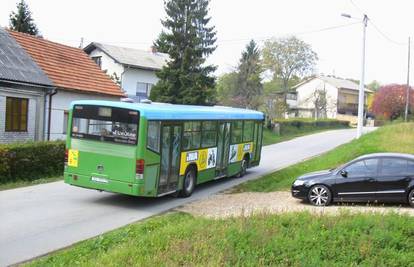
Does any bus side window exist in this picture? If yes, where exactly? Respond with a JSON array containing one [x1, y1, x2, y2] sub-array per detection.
[[183, 121, 201, 150], [147, 121, 161, 152], [201, 121, 217, 148], [243, 121, 253, 142], [231, 121, 243, 144]]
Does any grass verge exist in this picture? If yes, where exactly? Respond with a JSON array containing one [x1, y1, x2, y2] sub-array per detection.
[[235, 123, 414, 193], [25, 211, 414, 266], [262, 126, 347, 146], [0, 176, 63, 191]]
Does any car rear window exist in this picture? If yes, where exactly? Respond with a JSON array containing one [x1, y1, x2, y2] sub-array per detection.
[[381, 158, 413, 176]]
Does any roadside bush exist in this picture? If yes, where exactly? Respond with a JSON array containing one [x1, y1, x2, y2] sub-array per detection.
[[0, 141, 65, 184], [273, 119, 349, 135]]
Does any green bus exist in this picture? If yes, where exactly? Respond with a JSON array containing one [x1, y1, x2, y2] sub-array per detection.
[[64, 100, 264, 197]]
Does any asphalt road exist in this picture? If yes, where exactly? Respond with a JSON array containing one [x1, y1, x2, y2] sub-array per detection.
[[0, 128, 373, 266]]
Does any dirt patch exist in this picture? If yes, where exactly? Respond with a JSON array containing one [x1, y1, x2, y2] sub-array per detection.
[[177, 191, 414, 218]]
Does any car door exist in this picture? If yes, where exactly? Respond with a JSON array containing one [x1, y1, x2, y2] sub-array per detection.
[[333, 158, 379, 202], [376, 158, 413, 202]]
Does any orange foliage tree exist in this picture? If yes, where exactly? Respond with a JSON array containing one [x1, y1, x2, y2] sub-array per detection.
[[371, 84, 413, 120]]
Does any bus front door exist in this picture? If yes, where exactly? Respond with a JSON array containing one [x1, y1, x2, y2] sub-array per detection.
[[158, 124, 182, 195], [216, 122, 231, 176]]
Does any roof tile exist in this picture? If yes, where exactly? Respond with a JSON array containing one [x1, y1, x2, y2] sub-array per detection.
[[8, 30, 124, 96]]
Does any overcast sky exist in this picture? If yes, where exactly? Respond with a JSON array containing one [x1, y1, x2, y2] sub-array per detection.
[[1, 0, 413, 85]]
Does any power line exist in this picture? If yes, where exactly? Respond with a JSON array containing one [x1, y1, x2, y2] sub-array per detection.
[[349, 0, 407, 46], [52, 21, 360, 48], [369, 20, 407, 46], [218, 22, 360, 44]]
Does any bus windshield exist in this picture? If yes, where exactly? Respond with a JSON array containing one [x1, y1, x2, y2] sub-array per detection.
[[71, 105, 139, 145]]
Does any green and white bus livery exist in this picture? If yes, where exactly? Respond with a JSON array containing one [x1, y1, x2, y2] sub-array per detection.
[[64, 100, 264, 197]]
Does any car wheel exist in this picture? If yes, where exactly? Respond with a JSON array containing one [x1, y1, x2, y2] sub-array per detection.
[[308, 185, 332, 206], [179, 167, 196, 198], [236, 158, 248, 178], [408, 189, 414, 208]]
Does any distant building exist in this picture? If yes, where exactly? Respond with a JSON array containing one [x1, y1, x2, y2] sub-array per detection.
[[84, 43, 169, 102], [0, 28, 54, 143], [0, 29, 124, 143], [290, 75, 373, 123]]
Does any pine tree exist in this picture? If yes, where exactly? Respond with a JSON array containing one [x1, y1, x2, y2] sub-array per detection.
[[9, 0, 39, 35], [150, 0, 217, 105], [236, 40, 263, 109]]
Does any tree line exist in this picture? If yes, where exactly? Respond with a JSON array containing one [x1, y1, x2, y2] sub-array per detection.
[[8, 0, 411, 121]]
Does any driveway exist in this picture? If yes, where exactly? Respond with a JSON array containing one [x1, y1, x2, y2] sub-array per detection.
[[178, 191, 414, 218], [0, 128, 373, 266]]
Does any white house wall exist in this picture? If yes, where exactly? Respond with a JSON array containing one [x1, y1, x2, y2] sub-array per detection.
[[46, 90, 119, 140], [88, 48, 160, 99], [88, 50, 124, 83], [296, 78, 338, 119], [121, 68, 159, 97]]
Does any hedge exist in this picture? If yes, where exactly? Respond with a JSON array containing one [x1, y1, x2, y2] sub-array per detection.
[[272, 119, 349, 135], [0, 141, 65, 184]]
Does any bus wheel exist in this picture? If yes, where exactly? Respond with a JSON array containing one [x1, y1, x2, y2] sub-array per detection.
[[236, 157, 248, 178], [179, 167, 196, 197]]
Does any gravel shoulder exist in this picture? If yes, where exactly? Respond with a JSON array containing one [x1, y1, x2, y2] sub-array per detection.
[[177, 191, 414, 218]]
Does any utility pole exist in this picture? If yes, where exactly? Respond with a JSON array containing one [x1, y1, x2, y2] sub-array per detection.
[[405, 37, 411, 122], [356, 14, 368, 138]]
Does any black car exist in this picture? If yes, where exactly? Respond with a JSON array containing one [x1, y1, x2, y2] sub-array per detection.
[[291, 153, 414, 207]]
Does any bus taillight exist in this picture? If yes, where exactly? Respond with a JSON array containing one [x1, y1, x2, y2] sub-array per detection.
[[136, 159, 145, 179], [64, 149, 68, 168]]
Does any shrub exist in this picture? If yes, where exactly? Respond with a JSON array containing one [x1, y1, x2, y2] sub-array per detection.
[[0, 141, 65, 184]]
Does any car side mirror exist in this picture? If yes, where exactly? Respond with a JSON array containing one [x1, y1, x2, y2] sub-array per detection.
[[340, 170, 348, 178]]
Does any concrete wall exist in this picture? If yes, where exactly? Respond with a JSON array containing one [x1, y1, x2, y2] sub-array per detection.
[[46, 90, 119, 141], [0, 83, 46, 143], [295, 78, 339, 119]]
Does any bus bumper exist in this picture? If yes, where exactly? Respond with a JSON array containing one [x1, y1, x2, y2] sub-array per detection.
[[64, 172, 145, 196]]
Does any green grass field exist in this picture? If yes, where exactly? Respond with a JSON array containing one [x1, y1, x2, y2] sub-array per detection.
[[262, 122, 349, 146], [26, 211, 414, 267], [234, 123, 414, 193]]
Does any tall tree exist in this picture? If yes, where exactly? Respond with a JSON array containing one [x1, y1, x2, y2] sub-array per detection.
[[236, 40, 263, 109], [262, 36, 318, 91], [9, 0, 39, 35], [216, 72, 239, 106], [150, 0, 217, 105]]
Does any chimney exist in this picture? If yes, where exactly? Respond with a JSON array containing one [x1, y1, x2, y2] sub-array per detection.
[[151, 45, 157, 54]]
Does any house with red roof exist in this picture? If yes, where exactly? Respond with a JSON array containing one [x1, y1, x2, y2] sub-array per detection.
[[0, 28, 124, 143]]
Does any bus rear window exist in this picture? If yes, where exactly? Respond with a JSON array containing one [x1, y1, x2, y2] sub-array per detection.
[[71, 105, 139, 145]]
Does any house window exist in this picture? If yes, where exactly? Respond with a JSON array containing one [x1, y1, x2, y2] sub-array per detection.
[[5, 97, 28, 132], [136, 82, 153, 98], [91, 56, 102, 68], [63, 111, 69, 134]]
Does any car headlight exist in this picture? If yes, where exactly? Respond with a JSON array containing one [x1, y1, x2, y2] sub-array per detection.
[[293, 180, 305, 186]]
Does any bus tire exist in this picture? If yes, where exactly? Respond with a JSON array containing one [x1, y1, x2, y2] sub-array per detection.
[[179, 166, 196, 197], [236, 155, 249, 178]]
